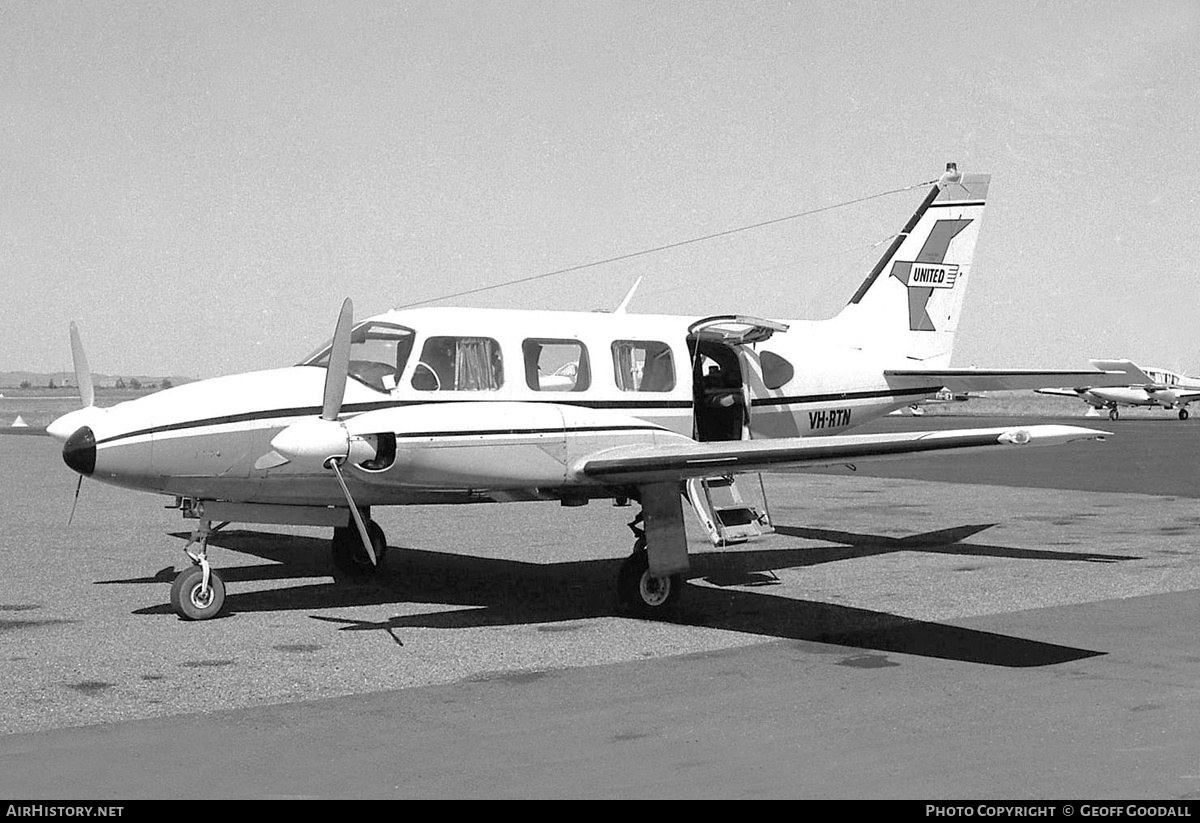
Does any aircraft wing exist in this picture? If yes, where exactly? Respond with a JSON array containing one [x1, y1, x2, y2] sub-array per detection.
[[576, 425, 1107, 484], [884, 366, 1135, 393]]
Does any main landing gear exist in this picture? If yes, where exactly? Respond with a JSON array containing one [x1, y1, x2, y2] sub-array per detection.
[[1180, 408, 1190, 421], [616, 512, 683, 617], [1108, 407, 1120, 420], [331, 517, 388, 578]]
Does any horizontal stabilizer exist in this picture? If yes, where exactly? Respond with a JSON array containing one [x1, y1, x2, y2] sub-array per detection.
[[576, 425, 1108, 484], [885, 367, 1134, 393], [1087, 359, 1154, 385], [1034, 387, 1085, 397]]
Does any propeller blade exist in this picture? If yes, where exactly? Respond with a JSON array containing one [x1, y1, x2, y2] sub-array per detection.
[[327, 459, 377, 566], [273, 297, 372, 565], [322, 298, 354, 422], [67, 474, 83, 526], [69, 322, 94, 408]]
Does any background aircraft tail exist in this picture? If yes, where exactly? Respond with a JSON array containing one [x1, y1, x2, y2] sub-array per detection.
[[829, 164, 990, 367], [1087, 359, 1153, 386]]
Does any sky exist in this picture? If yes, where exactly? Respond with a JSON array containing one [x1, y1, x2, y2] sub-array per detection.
[[2, 0, 1198, 379]]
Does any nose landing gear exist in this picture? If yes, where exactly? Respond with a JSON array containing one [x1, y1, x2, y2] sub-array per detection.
[[170, 517, 227, 621]]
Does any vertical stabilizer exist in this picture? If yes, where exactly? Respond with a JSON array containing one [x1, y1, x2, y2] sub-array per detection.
[[831, 164, 989, 366]]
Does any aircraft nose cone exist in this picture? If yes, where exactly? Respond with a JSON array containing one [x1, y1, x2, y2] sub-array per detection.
[[63, 426, 96, 476]]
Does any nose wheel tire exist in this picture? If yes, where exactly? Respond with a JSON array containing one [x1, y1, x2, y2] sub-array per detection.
[[170, 565, 226, 621], [1109, 408, 1119, 420], [617, 550, 683, 616]]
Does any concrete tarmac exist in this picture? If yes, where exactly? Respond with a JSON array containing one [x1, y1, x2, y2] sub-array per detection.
[[2, 415, 1199, 799]]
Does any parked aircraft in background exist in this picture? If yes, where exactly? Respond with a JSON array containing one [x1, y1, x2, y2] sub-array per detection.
[[1037, 360, 1200, 420], [890, 387, 980, 416], [46, 164, 1129, 622]]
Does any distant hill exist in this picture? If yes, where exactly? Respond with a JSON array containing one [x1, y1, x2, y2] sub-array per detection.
[[0, 371, 197, 390]]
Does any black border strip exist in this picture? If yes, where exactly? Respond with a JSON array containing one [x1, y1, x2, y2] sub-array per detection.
[[929, 200, 985, 208]]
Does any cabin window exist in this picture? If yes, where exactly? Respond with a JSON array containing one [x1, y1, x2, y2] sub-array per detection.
[[298, 322, 415, 393], [412, 336, 504, 391], [612, 340, 675, 392], [522, 339, 590, 392], [759, 350, 794, 390]]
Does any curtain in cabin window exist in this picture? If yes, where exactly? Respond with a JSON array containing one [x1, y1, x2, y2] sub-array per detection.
[[613, 342, 638, 391], [454, 337, 502, 390]]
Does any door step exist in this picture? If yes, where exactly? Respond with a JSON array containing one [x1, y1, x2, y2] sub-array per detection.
[[685, 474, 774, 546]]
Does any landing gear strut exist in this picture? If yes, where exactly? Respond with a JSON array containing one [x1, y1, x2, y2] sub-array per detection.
[[170, 517, 227, 621], [617, 512, 683, 616]]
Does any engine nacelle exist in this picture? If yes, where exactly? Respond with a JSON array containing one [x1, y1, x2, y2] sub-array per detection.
[[343, 401, 673, 489]]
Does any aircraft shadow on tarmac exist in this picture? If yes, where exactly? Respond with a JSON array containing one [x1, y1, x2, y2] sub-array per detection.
[[107, 523, 1134, 668]]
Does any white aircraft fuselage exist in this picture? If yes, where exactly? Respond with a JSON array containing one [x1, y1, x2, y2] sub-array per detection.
[[49, 306, 949, 507], [1084, 386, 1183, 408]]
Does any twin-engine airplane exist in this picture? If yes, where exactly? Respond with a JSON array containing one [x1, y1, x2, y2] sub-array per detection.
[[47, 164, 1131, 621], [1037, 360, 1200, 420]]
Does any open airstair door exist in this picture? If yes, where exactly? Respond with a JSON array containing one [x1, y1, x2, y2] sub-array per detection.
[[685, 316, 785, 546], [685, 474, 775, 546], [688, 315, 788, 443]]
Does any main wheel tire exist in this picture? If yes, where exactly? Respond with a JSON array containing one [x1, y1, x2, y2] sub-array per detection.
[[170, 565, 226, 621], [1109, 408, 1119, 420], [331, 520, 388, 578], [617, 551, 682, 616], [1180, 409, 1189, 420]]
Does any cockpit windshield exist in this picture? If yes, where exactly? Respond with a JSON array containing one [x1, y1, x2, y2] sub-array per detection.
[[298, 322, 416, 393]]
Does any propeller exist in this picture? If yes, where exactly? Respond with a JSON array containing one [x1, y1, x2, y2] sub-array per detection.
[[70, 321, 94, 408], [266, 298, 378, 565], [55, 322, 99, 524], [48, 323, 101, 442]]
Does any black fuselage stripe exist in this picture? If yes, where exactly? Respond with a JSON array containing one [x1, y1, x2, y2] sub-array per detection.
[[94, 413, 668, 446], [751, 385, 941, 407], [93, 387, 943, 446], [392, 425, 662, 440]]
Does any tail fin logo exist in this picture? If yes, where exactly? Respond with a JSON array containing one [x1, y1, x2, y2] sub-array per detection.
[[890, 218, 972, 331]]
